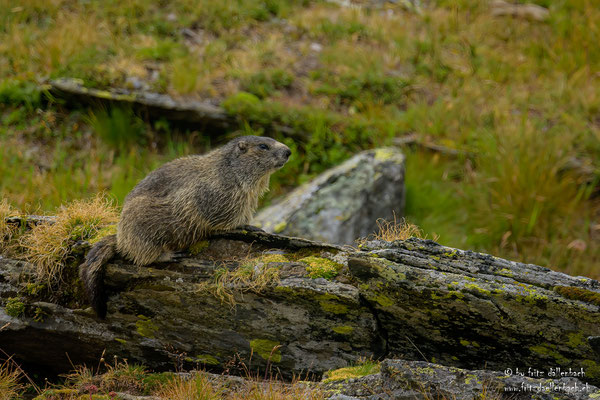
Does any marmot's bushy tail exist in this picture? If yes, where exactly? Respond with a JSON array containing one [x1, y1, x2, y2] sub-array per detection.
[[79, 234, 117, 318]]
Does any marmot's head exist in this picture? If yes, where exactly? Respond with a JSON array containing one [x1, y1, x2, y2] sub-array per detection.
[[228, 136, 291, 176]]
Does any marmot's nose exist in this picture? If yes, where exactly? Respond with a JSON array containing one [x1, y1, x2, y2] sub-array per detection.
[[283, 148, 292, 159]]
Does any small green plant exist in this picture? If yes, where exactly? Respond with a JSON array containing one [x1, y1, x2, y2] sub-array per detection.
[[241, 69, 294, 99], [170, 55, 206, 94], [100, 361, 147, 394], [0, 79, 41, 110], [87, 106, 147, 150], [136, 39, 187, 62], [33, 307, 45, 322], [314, 72, 411, 107], [317, 18, 370, 41], [5, 297, 25, 318]]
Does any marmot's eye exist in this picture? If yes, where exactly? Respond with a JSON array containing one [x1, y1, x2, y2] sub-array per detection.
[[259, 144, 270, 150]]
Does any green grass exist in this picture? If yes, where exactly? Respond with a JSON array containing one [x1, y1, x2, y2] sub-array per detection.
[[323, 359, 380, 383], [0, 0, 598, 278]]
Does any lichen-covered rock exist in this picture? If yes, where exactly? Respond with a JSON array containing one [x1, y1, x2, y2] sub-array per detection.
[[253, 148, 405, 245], [1, 232, 599, 388], [349, 239, 600, 385], [0, 232, 382, 377], [322, 359, 600, 399]]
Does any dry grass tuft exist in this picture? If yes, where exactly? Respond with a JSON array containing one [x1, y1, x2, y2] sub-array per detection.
[[229, 379, 324, 400], [358, 213, 437, 245], [156, 372, 323, 400], [0, 359, 23, 400], [0, 199, 20, 255], [22, 195, 118, 284], [206, 258, 281, 306], [156, 373, 223, 400]]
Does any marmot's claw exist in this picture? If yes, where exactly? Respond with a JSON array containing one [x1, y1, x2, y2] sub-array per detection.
[[236, 224, 265, 233]]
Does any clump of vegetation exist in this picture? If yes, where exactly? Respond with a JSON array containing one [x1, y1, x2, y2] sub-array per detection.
[[373, 216, 429, 242], [314, 72, 411, 108], [323, 359, 380, 383], [156, 373, 223, 400], [0, 79, 41, 110], [228, 379, 323, 400], [0, 199, 19, 255], [203, 258, 281, 306], [0, 358, 23, 400], [241, 69, 294, 99], [98, 362, 148, 394], [357, 213, 436, 246], [87, 106, 147, 150], [157, 372, 324, 400], [21, 195, 118, 284], [27, 357, 323, 400], [4, 297, 26, 318], [53, 357, 174, 398]]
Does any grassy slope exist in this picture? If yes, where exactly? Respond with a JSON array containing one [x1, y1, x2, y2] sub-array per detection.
[[0, 0, 598, 277]]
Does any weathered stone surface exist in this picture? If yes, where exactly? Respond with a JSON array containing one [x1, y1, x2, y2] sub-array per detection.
[[1, 232, 599, 387], [0, 232, 380, 378], [351, 239, 600, 385], [322, 359, 600, 399], [491, 0, 550, 21], [253, 148, 405, 245], [46, 78, 232, 131]]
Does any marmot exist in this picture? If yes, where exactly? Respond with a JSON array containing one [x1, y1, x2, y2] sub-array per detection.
[[80, 135, 291, 317]]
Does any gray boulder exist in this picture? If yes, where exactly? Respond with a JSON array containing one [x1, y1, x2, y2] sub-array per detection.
[[253, 148, 405, 245]]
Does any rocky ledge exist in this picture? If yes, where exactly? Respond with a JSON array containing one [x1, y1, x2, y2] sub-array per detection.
[[1, 230, 599, 395]]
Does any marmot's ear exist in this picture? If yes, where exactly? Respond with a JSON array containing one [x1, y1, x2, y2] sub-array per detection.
[[237, 140, 248, 153]]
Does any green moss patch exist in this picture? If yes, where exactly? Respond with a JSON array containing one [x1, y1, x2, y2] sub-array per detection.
[[371, 294, 394, 308], [332, 325, 354, 335], [274, 221, 287, 233], [195, 354, 220, 365], [189, 240, 210, 255], [581, 360, 600, 380], [554, 286, 600, 307], [88, 224, 117, 245], [135, 315, 159, 338], [317, 294, 349, 314], [529, 344, 569, 365], [259, 253, 290, 264], [5, 297, 25, 317], [250, 339, 282, 363], [299, 256, 343, 279]]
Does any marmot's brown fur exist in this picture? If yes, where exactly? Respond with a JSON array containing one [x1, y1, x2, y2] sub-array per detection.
[[79, 136, 291, 317]]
